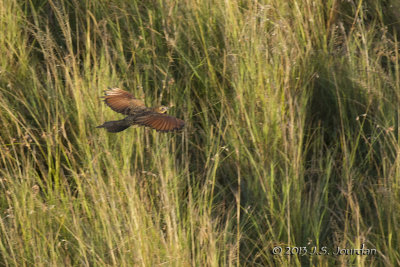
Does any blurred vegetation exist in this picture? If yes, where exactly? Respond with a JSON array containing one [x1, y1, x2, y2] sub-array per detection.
[[0, 0, 399, 266]]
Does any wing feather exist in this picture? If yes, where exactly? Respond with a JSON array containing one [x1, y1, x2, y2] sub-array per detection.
[[135, 113, 185, 132], [158, 119, 168, 131], [102, 88, 146, 115], [152, 118, 163, 129]]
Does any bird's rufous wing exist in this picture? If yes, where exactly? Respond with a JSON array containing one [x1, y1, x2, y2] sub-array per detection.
[[102, 88, 146, 115], [134, 113, 185, 132]]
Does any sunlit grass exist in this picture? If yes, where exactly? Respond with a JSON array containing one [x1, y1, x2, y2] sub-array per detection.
[[0, 0, 399, 266]]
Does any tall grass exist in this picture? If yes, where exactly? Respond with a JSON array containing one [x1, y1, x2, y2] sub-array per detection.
[[0, 0, 399, 266]]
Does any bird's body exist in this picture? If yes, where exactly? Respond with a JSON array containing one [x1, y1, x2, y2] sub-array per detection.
[[97, 88, 185, 133]]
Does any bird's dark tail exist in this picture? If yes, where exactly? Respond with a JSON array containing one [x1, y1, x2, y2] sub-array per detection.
[[96, 119, 131, 133]]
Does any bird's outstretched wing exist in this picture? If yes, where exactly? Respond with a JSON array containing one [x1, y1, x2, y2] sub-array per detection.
[[134, 113, 185, 132], [102, 88, 146, 115]]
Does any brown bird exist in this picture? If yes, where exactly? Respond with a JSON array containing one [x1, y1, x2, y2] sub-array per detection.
[[97, 88, 185, 133]]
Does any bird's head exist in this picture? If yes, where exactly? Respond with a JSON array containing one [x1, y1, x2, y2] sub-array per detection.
[[154, 106, 169, 114]]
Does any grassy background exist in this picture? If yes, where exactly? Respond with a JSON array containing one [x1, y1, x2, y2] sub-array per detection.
[[0, 0, 399, 266]]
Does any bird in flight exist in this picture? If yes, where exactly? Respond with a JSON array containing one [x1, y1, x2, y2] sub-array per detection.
[[97, 88, 185, 133]]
